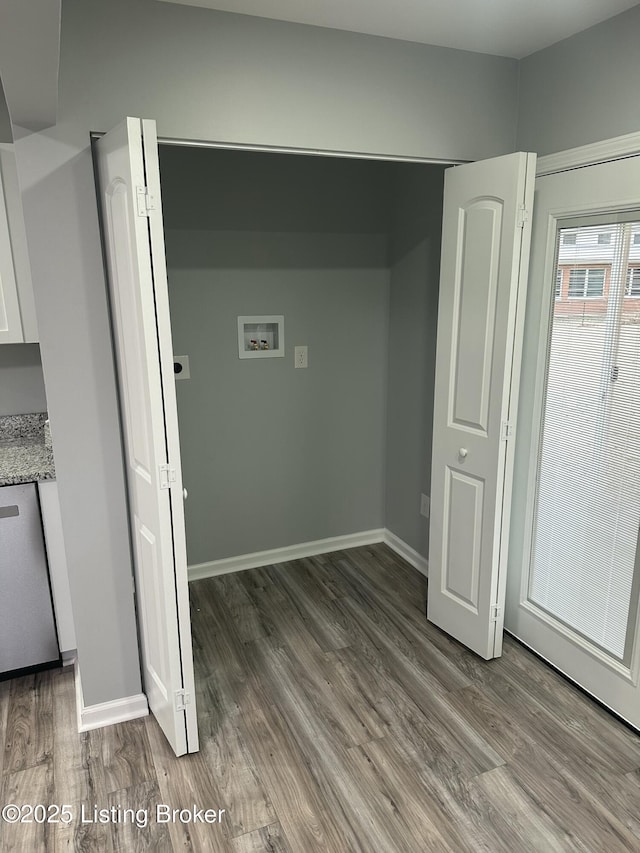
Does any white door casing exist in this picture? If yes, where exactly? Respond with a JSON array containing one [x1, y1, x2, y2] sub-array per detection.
[[95, 117, 198, 756], [428, 152, 536, 659]]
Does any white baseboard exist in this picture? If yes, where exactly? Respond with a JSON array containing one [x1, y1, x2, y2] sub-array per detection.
[[188, 528, 386, 580], [74, 660, 149, 733], [383, 530, 429, 577], [188, 527, 428, 581]]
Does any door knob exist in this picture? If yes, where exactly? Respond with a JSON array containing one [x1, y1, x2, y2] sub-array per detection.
[[459, 448, 468, 458], [183, 488, 188, 501]]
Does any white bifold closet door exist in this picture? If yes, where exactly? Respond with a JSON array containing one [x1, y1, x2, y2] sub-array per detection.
[[428, 152, 536, 659], [95, 118, 198, 756], [506, 151, 640, 729]]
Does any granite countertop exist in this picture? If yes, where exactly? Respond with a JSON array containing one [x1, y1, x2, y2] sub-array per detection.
[[0, 413, 56, 487]]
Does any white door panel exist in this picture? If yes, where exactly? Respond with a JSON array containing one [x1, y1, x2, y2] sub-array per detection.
[[95, 118, 198, 756], [429, 152, 536, 659], [141, 119, 199, 747]]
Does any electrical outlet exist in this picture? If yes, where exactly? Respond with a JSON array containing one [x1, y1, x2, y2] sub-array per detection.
[[294, 345, 308, 369], [420, 493, 430, 518], [173, 355, 190, 380]]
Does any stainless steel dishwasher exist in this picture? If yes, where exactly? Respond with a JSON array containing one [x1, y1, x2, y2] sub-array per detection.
[[0, 482, 60, 676]]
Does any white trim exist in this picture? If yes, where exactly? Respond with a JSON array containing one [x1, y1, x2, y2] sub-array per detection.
[[187, 528, 429, 581], [383, 530, 429, 578], [78, 694, 149, 733], [537, 131, 640, 177], [188, 529, 386, 580], [74, 660, 148, 733]]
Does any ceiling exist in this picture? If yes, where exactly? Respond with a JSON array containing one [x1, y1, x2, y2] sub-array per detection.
[[157, 0, 638, 59]]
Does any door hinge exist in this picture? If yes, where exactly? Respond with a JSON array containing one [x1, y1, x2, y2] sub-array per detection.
[[174, 689, 190, 712], [490, 605, 502, 622], [159, 464, 177, 490], [136, 185, 156, 217], [500, 421, 514, 441], [516, 204, 529, 229]]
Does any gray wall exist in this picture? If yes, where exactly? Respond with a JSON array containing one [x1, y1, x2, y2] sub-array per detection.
[[161, 147, 447, 566], [0, 344, 47, 415], [63, 0, 519, 163], [517, 5, 640, 155], [161, 148, 391, 564], [11, 0, 520, 706], [385, 164, 446, 557]]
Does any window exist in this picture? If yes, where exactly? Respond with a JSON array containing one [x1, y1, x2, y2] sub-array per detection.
[[563, 233, 577, 245], [555, 269, 562, 299], [633, 234, 640, 245], [626, 266, 640, 298], [598, 233, 611, 245], [530, 219, 640, 663], [568, 268, 605, 298]]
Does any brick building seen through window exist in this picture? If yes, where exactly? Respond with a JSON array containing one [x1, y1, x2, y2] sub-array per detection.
[[554, 224, 640, 317]]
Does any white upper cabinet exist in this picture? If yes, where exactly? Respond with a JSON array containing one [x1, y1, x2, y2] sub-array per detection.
[[0, 143, 37, 343]]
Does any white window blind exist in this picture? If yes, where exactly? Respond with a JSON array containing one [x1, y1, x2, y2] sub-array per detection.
[[529, 219, 640, 660]]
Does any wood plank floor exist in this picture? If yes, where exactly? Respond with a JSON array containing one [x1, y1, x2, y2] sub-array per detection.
[[3, 542, 640, 851]]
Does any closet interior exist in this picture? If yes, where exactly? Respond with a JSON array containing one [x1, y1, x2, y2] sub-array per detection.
[[158, 145, 447, 571]]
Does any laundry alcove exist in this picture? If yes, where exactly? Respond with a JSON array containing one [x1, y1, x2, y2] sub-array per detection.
[[96, 117, 535, 755], [157, 145, 447, 574]]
